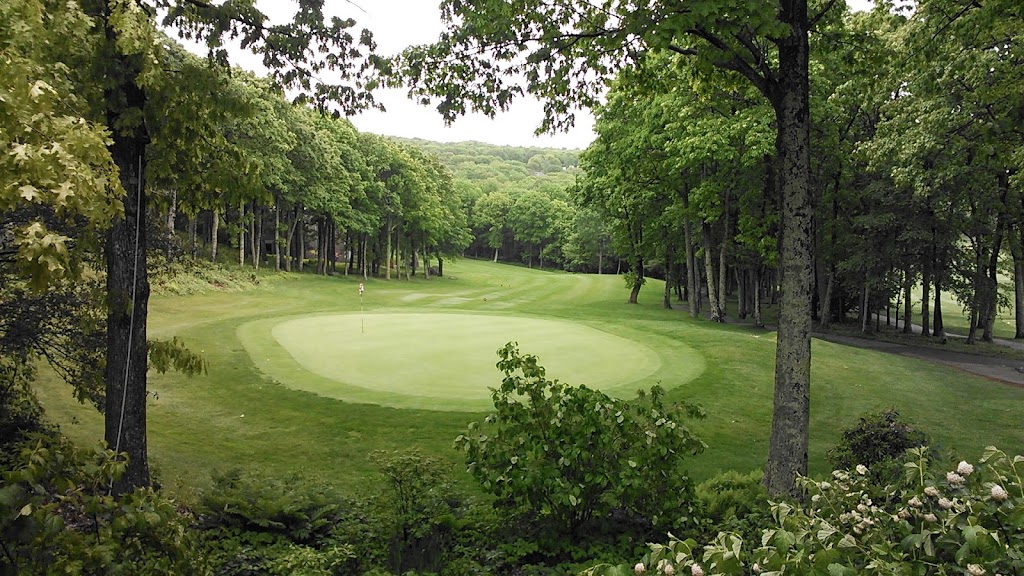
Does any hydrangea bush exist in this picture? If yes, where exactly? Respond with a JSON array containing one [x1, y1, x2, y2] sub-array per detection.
[[585, 446, 1023, 575]]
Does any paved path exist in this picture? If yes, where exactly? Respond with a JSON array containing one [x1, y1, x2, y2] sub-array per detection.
[[813, 331, 1024, 388]]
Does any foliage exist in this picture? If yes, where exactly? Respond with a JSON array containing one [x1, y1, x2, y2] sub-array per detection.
[[374, 449, 464, 574], [456, 343, 706, 537], [148, 254, 272, 296], [828, 408, 930, 486], [695, 470, 771, 545], [589, 446, 1024, 575], [0, 0, 122, 290], [196, 469, 364, 575], [0, 433, 206, 574]]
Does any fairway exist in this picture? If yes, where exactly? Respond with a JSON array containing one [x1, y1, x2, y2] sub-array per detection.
[[242, 312, 675, 410], [32, 259, 1024, 495]]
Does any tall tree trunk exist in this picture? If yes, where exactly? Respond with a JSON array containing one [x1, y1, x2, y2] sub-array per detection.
[[933, 277, 944, 340], [702, 221, 723, 322], [103, 47, 151, 494], [274, 199, 281, 270], [753, 267, 763, 328], [902, 266, 913, 334], [165, 189, 176, 261], [598, 240, 604, 274], [819, 273, 833, 329], [719, 190, 731, 318], [238, 201, 245, 267], [386, 216, 393, 280], [250, 202, 260, 270], [861, 282, 870, 333], [297, 217, 304, 272], [493, 246, 499, 262], [737, 269, 747, 319], [210, 210, 219, 263], [681, 184, 699, 318], [764, 5, 813, 500], [967, 242, 984, 344], [663, 243, 674, 309], [921, 254, 932, 338], [628, 255, 644, 304], [188, 214, 197, 258], [1015, 234, 1024, 339]]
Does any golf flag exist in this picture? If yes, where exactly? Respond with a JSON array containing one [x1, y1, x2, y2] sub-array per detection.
[[358, 283, 365, 295]]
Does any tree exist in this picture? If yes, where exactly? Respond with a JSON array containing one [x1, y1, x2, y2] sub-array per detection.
[[395, 0, 829, 497], [77, 0, 380, 493]]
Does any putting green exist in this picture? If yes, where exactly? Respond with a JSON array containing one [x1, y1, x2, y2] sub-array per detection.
[[239, 312, 703, 411]]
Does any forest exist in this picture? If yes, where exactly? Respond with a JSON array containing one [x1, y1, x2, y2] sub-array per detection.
[[2, 0, 1023, 574]]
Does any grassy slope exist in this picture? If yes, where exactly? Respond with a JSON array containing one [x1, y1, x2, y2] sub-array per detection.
[[33, 260, 1024, 499]]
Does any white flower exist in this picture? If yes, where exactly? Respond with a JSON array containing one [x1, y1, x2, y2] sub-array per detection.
[[635, 563, 646, 575], [898, 508, 911, 520], [938, 498, 953, 510], [947, 471, 965, 485], [662, 563, 675, 576], [958, 461, 975, 476], [690, 564, 704, 576], [991, 484, 1009, 502], [924, 486, 939, 497], [820, 481, 832, 490], [923, 513, 937, 522], [856, 464, 868, 475], [752, 564, 761, 574], [967, 564, 985, 576], [811, 494, 820, 503], [908, 496, 923, 508]]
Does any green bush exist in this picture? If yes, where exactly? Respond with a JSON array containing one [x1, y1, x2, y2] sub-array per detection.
[[828, 408, 930, 486], [196, 469, 367, 575], [455, 343, 705, 539], [588, 446, 1024, 575], [0, 433, 206, 575], [695, 470, 770, 544]]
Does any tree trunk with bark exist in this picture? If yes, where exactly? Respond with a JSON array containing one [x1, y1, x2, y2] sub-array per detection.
[[763, 3, 814, 499], [681, 185, 699, 318], [210, 210, 219, 263], [102, 44, 151, 494], [165, 189, 176, 261], [702, 221, 723, 322], [628, 254, 644, 304]]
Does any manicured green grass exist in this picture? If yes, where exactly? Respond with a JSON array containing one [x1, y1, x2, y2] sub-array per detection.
[[32, 259, 1024, 500], [242, 312, 674, 411]]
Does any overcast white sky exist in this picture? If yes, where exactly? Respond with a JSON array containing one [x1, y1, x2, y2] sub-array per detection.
[[196, 1, 875, 151]]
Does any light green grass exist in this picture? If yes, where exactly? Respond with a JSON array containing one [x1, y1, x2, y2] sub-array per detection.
[[240, 312, 678, 411], [31, 259, 1024, 499]]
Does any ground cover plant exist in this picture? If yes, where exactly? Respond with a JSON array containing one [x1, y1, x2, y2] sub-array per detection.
[[31, 259, 1024, 498]]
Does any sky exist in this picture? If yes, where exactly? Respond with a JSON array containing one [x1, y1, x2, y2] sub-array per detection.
[[191, 0, 875, 151]]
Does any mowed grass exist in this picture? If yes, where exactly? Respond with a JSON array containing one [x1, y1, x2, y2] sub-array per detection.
[[32, 259, 1024, 499]]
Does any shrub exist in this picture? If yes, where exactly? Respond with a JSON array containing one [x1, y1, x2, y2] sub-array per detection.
[[0, 433, 206, 574], [828, 408, 929, 485], [455, 343, 705, 538], [695, 470, 770, 544], [587, 445, 1024, 575], [196, 469, 367, 575]]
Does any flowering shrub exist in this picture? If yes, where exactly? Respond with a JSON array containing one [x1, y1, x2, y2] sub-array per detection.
[[584, 446, 1023, 575]]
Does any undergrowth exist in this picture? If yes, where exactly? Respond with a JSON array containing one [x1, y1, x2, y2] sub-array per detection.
[[149, 256, 286, 295]]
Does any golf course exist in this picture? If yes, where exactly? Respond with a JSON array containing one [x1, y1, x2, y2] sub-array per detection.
[[29, 259, 1024, 497]]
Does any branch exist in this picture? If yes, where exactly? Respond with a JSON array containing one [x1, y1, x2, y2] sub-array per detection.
[[809, 0, 841, 30]]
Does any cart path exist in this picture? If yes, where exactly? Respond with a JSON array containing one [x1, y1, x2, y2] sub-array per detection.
[[813, 331, 1024, 388]]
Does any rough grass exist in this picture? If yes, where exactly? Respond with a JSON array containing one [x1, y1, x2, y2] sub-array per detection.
[[32, 259, 1024, 499]]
